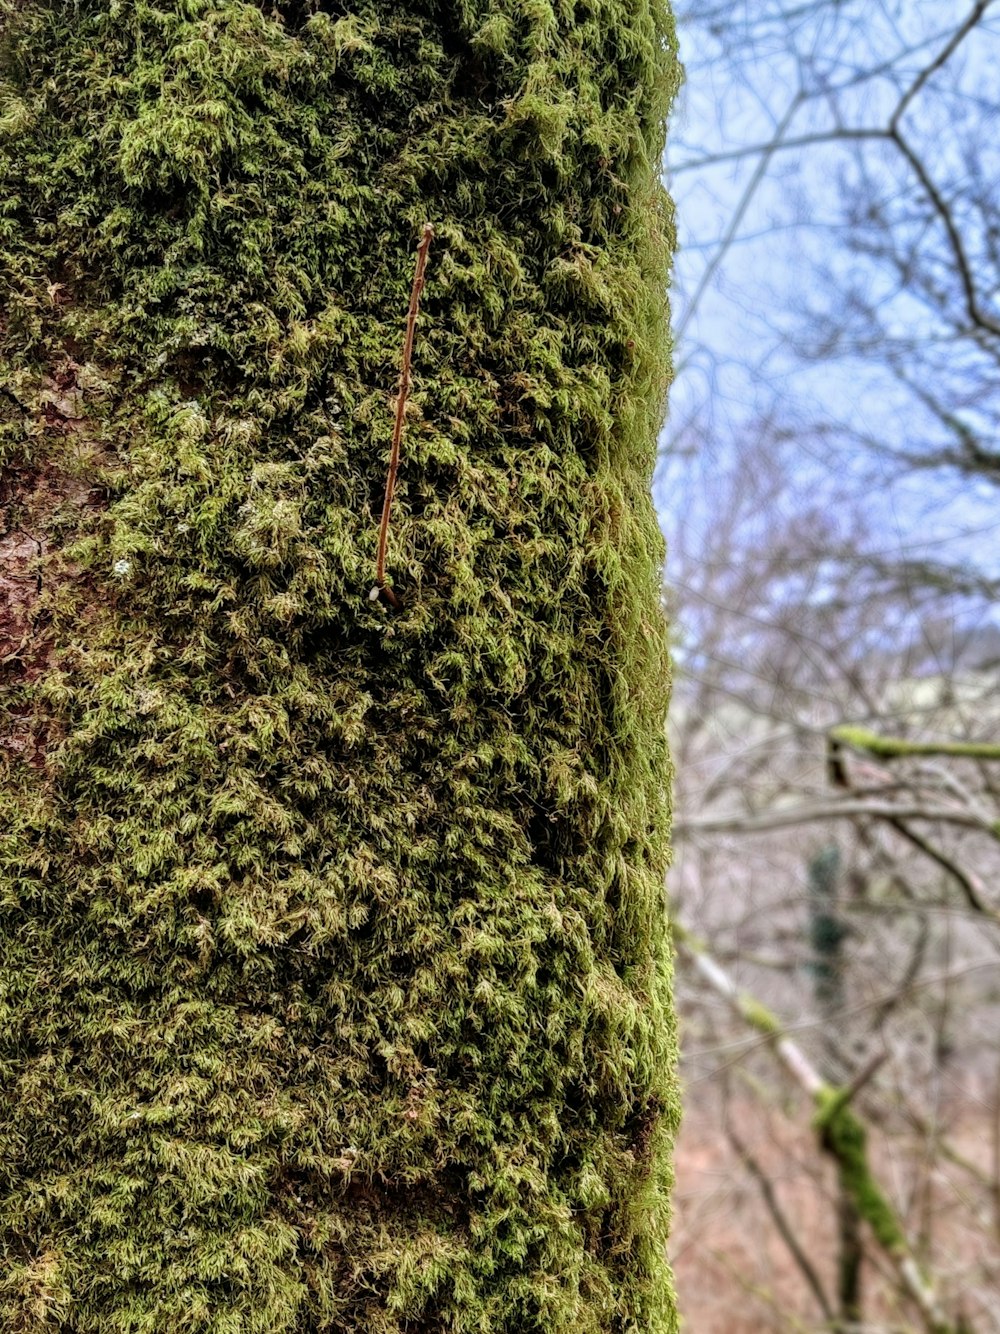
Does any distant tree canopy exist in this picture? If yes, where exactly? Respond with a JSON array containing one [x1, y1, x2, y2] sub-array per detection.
[[0, 1, 680, 1330]]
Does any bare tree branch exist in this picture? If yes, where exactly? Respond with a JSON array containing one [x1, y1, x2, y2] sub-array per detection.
[[675, 799, 1000, 839], [726, 1122, 836, 1323], [676, 926, 965, 1333]]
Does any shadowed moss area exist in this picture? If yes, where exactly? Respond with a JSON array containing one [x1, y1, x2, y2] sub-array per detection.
[[0, 0, 680, 1329]]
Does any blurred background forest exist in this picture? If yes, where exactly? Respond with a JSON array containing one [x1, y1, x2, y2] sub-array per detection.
[[661, 2, 1000, 1330]]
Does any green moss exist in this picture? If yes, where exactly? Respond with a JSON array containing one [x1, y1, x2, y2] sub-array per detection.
[[830, 725, 1000, 762], [0, 0, 680, 1330], [814, 1089, 907, 1257], [740, 997, 783, 1037]]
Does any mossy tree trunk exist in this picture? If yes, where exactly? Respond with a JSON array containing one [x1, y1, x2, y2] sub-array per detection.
[[808, 846, 863, 1327], [0, 2, 680, 1330]]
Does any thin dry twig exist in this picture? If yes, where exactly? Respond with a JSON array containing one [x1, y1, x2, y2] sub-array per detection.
[[725, 1122, 835, 1323], [373, 221, 434, 610]]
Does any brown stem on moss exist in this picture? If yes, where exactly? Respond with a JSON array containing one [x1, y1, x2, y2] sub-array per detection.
[[374, 222, 434, 611]]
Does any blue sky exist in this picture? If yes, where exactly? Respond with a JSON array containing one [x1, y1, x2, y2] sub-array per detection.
[[659, 2, 1000, 588]]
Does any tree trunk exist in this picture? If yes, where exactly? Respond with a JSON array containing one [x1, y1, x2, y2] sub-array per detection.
[[808, 846, 864, 1327], [0, 2, 680, 1329]]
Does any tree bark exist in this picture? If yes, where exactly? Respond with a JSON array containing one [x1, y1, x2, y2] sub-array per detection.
[[0, 1, 680, 1329]]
